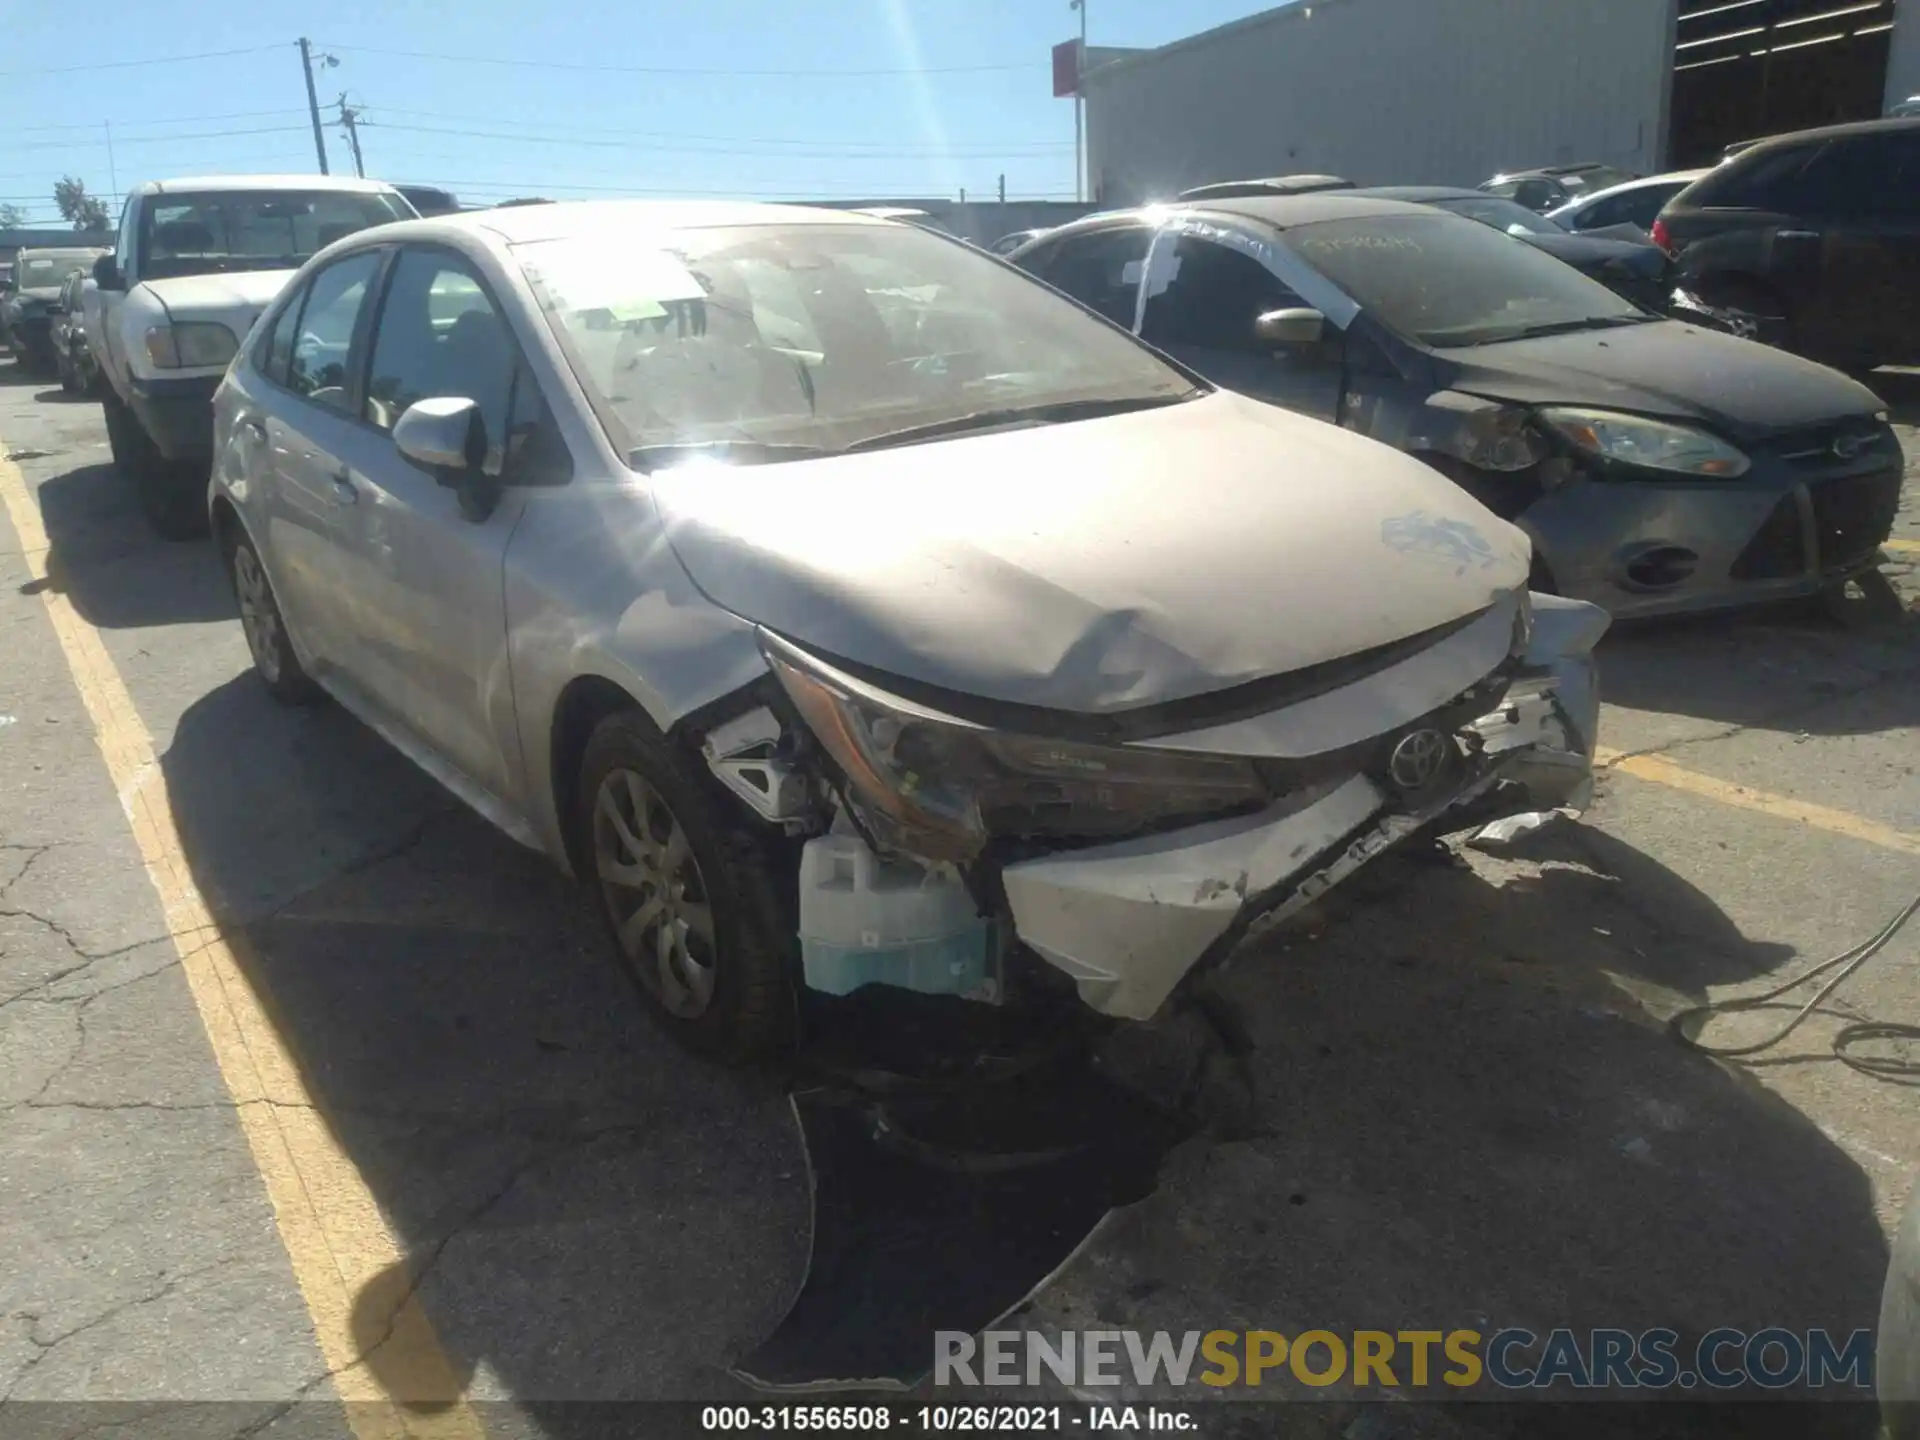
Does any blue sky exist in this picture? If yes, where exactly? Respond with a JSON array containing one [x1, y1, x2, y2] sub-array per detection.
[[0, 0, 1276, 223]]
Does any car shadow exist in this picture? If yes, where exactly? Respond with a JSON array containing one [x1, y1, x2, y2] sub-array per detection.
[[1596, 598, 1920, 739], [21, 459, 234, 629], [153, 672, 1890, 1428]]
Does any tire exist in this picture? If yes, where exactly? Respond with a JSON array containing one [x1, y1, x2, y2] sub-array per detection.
[[103, 390, 209, 541], [225, 529, 323, 705], [575, 710, 794, 1065]]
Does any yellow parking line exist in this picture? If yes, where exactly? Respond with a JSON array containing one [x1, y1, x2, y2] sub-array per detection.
[[0, 452, 483, 1439], [1595, 745, 1920, 857], [1884, 539, 1920, 555]]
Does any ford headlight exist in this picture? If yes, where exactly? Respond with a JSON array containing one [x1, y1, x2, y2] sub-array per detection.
[[1539, 407, 1749, 478], [144, 322, 239, 369], [762, 633, 1268, 860]]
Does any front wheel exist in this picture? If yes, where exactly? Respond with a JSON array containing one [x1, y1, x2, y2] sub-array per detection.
[[104, 390, 209, 541], [227, 530, 323, 705], [576, 710, 795, 1065]]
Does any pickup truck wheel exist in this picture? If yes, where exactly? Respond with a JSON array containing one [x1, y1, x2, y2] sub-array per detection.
[[226, 532, 322, 704], [104, 392, 209, 541], [576, 710, 795, 1066]]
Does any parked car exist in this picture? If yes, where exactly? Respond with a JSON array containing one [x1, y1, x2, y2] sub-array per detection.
[[208, 198, 1602, 1064], [1652, 117, 1920, 373], [90, 175, 417, 539], [1009, 194, 1900, 621], [1177, 175, 1353, 200], [1481, 163, 1639, 213], [393, 184, 461, 216], [989, 228, 1051, 256], [1547, 169, 1711, 235], [51, 269, 102, 395], [850, 206, 956, 235], [3, 245, 110, 374], [1350, 187, 1671, 310], [1889, 95, 1920, 119]]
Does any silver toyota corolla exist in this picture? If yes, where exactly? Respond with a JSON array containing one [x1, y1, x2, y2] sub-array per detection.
[[208, 200, 1608, 1063]]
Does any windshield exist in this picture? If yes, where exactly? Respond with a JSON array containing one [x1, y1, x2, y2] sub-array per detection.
[[1433, 196, 1562, 237], [18, 253, 99, 289], [139, 190, 411, 280], [1286, 213, 1646, 349], [521, 221, 1198, 464]]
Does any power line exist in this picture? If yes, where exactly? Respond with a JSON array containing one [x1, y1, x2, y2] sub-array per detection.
[[312, 40, 1042, 76], [3, 109, 310, 136], [8, 125, 314, 153], [0, 44, 281, 78]]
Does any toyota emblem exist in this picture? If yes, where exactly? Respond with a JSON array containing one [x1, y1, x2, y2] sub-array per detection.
[[1387, 729, 1451, 792]]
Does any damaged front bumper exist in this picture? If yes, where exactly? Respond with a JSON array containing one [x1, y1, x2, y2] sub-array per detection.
[[999, 593, 1607, 1021]]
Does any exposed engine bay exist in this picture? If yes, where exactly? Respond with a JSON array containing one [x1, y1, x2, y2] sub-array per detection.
[[682, 587, 1607, 1027]]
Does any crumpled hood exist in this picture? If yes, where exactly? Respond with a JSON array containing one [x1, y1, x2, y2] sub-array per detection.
[[652, 392, 1531, 715], [1448, 320, 1885, 439], [140, 269, 296, 330]]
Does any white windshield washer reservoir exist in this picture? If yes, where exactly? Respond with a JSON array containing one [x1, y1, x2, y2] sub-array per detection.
[[797, 834, 997, 1001]]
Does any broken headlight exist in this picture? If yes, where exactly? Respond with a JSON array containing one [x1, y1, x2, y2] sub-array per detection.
[[762, 635, 1269, 860]]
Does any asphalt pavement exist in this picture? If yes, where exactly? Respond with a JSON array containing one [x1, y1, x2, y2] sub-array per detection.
[[2, 359, 1917, 1439]]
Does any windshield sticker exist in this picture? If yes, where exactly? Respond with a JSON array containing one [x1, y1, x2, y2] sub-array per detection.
[[525, 248, 709, 317], [1382, 511, 1499, 576]]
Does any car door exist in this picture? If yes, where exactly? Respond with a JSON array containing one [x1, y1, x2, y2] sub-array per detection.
[[323, 243, 561, 807], [1138, 228, 1342, 421], [1011, 223, 1152, 330], [1772, 133, 1910, 363], [254, 249, 387, 673]]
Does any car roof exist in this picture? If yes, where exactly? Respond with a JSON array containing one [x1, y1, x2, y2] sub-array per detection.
[[1558, 169, 1710, 205], [1178, 175, 1353, 197], [1490, 162, 1616, 182], [1051, 194, 1442, 237], [1728, 114, 1920, 155], [138, 174, 403, 196], [1349, 186, 1488, 203], [357, 197, 899, 247]]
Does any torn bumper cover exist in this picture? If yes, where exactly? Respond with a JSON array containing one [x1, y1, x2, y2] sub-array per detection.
[[1000, 593, 1607, 1021]]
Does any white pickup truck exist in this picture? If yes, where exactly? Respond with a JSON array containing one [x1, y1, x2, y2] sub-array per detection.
[[87, 175, 415, 538]]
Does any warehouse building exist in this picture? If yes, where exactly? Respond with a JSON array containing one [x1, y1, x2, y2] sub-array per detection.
[[1082, 0, 1919, 206]]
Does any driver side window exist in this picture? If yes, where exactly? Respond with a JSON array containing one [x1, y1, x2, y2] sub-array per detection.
[[1141, 236, 1305, 353]]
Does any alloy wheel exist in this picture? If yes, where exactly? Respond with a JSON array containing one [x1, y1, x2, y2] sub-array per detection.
[[593, 768, 718, 1019]]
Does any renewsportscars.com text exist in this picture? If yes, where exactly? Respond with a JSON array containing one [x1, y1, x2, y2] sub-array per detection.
[[935, 1327, 1875, 1391]]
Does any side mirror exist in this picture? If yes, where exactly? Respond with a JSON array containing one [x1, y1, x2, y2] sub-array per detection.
[[394, 396, 482, 477], [92, 255, 123, 291], [1254, 307, 1327, 352]]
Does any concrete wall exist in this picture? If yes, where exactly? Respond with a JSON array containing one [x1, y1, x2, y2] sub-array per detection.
[[1889, 0, 1920, 108], [1084, 0, 1676, 205]]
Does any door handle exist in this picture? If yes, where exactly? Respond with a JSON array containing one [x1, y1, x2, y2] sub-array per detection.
[[329, 470, 358, 504]]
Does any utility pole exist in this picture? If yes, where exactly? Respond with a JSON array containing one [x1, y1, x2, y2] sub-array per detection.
[[1069, 0, 1087, 202], [103, 121, 117, 200], [998, 173, 1006, 203], [336, 94, 366, 178], [297, 38, 332, 174]]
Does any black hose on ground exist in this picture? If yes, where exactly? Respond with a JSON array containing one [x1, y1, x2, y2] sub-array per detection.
[[1668, 890, 1920, 1081]]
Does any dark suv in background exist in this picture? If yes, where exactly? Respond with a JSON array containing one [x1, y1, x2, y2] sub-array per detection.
[[1654, 117, 1920, 374]]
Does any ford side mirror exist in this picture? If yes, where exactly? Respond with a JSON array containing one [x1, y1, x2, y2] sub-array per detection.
[[1254, 307, 1327, 351], [92, 255, 122, 291]]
